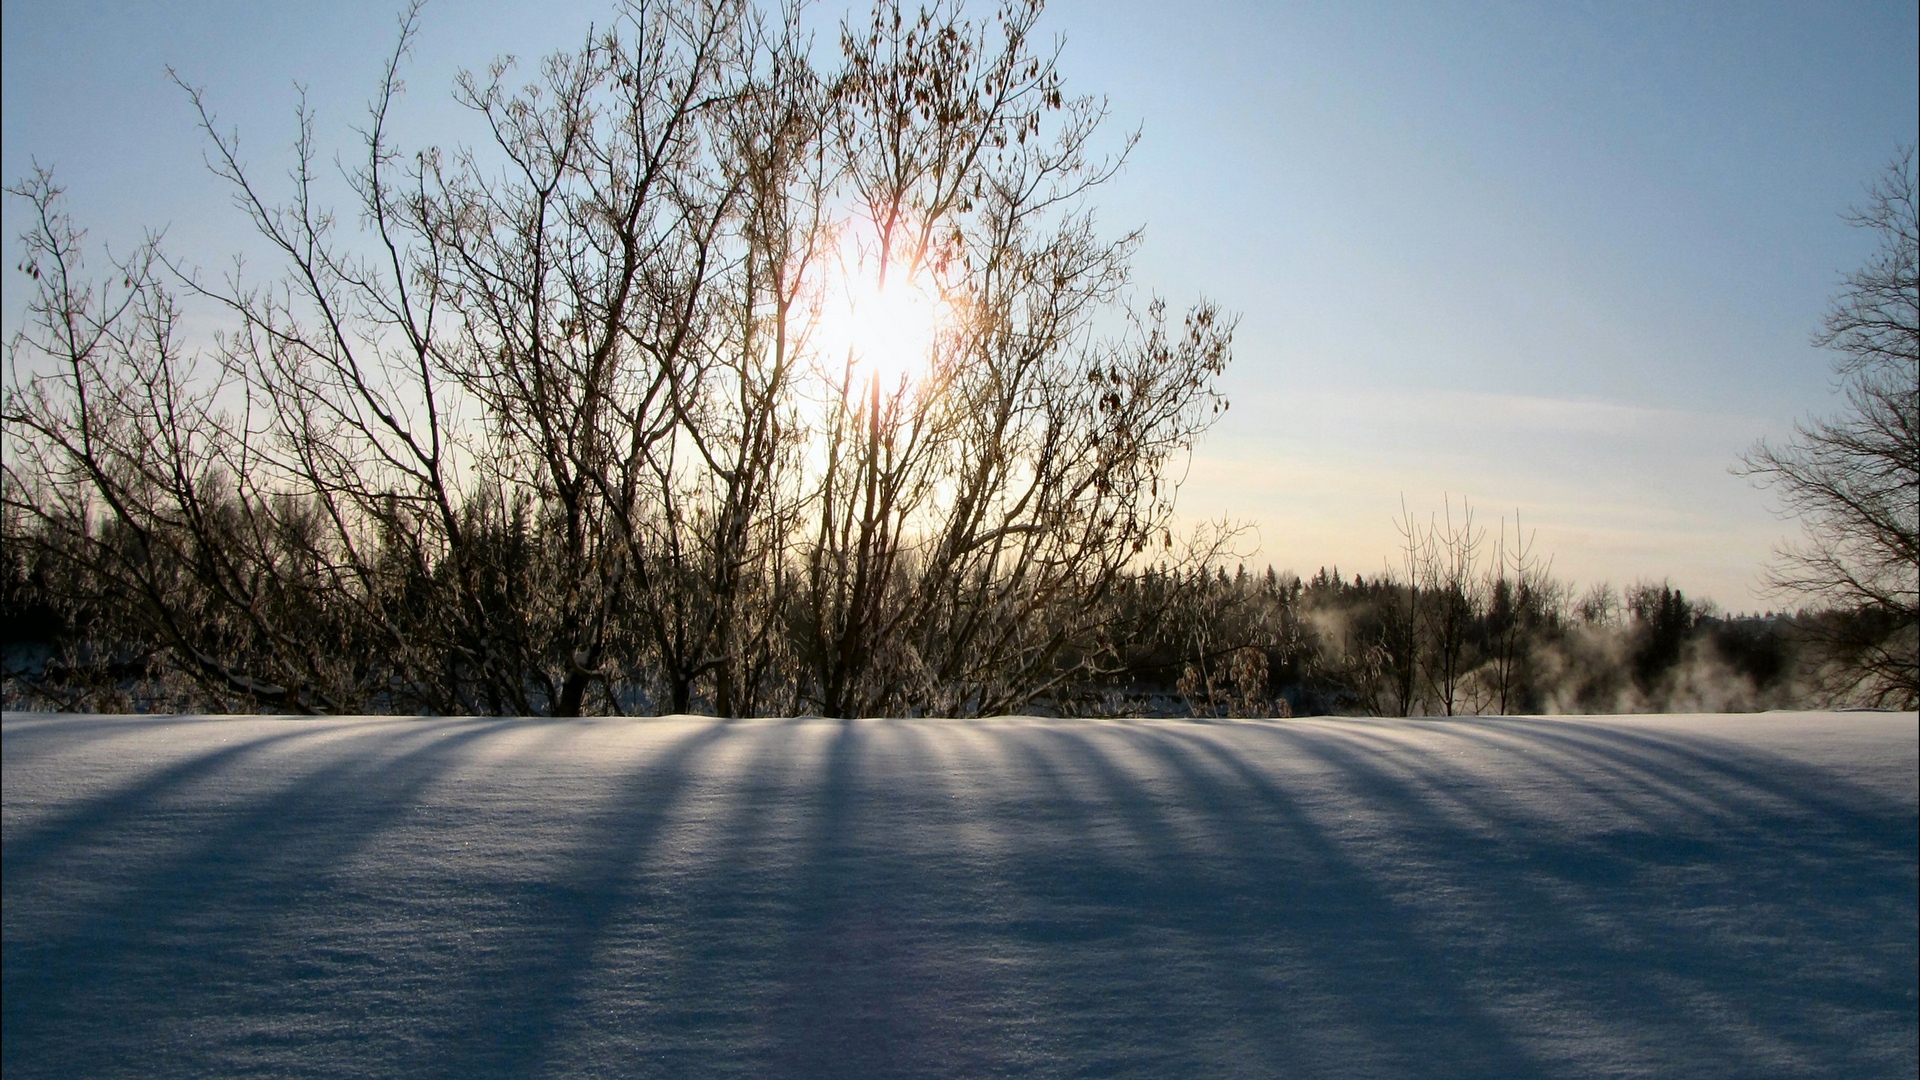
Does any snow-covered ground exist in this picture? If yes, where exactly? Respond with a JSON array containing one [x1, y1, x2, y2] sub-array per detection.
[[3, 712, 1914, 1078]]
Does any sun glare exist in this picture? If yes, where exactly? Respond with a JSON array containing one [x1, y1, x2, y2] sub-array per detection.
[[810, 232, 951, 394]]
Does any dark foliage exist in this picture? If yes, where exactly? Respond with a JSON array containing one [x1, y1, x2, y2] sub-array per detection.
[[1093, 560, 1832, 717]]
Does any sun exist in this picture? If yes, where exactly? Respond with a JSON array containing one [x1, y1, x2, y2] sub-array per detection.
[[809, 230, 952, 394]]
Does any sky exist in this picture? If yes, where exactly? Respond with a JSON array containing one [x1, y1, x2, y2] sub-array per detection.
[[3, 0, 1915, 608]]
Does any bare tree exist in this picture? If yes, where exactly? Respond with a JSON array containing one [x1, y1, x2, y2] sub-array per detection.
[[1418, 496, 1483, 716], [789, 0, 1232, 717], [1377, 498, 1425, 716], [1479, 510, 1552, 715], [3, 176, 355, 712], [1741, 146, 1918, 708], [3, 0, 1235, 718]]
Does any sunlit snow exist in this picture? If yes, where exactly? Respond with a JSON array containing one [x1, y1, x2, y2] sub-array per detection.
[[3, 711, 1914, 1078]]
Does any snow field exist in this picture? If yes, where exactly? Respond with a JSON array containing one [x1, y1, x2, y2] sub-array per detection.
[[3, 711, 1915, 1078]]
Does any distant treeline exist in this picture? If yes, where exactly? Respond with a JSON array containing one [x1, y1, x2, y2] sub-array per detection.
[[1109, 562, 1865, 718], [0, 506, 1892, 716], [1126, 494, 1911, 716]]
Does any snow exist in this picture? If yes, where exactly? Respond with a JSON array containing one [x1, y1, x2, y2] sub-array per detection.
[[3, 711, 1915, 1078]]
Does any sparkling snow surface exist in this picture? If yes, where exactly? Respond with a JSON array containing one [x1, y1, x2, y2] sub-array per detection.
[[4, 712, 1915, 1078]]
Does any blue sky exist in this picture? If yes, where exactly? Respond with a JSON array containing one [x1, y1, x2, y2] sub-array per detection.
[[4, 0, 1915, 606]]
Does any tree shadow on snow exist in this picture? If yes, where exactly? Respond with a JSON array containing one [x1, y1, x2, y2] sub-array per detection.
[[2, 714, 1914, 1079]]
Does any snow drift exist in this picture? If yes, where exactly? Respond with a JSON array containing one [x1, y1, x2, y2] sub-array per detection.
[[3, 711, 1915, 1078]]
